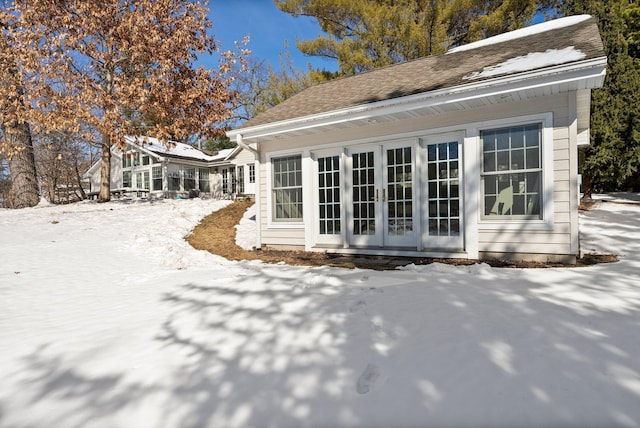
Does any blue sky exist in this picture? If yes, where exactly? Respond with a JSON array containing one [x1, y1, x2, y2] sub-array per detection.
[[208, 0, 338, 72], [204, 2, 552, 74]]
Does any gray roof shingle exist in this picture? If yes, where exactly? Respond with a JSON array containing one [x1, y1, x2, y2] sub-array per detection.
[[238, 15, 604, 129]]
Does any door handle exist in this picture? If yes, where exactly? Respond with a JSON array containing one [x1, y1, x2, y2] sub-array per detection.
[[375, 189, 379, 202], [382, 189, 386, 202]]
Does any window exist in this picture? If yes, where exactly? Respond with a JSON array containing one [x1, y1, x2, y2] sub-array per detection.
[[143, 171, 150, 190], [122, 171, 131, 188], [122, 154, 132, 168], [481, 124, 542, 218], [142, 155, 150, 166], [318, 155, 340, 234], [272, 155, 303, 221], [199, 169, 210, 192], [184, 168, 196, 191], [231, 169, 237, 193], [168, 170, 180, 191], [221, 168, 229, 194], [249, 163, 255, 183], [152, 166, 163, 191], [237, 166, 245, 194]]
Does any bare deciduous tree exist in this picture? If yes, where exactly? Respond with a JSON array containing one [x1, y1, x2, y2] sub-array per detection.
[[8, 0, 248, 202]]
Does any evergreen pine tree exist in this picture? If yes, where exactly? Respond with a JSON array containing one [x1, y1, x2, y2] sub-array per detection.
[[562, 0, 640, 196]]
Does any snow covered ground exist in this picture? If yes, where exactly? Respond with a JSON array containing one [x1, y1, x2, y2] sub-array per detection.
[[1, 197, 639, 428]]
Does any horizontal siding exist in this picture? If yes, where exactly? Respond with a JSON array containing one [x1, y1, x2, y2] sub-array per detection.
[[554, 159, 570, 171], [479, 230, 571, 244], [261, 229, 306, 247], [233, 148, 255, 165], [257, 157, 306, 247], [479, 241, 572, 255], [479, 92, 576, 257], [554, 212, 571, 224]]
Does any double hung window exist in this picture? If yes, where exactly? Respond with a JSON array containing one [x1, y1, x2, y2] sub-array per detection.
[[152, 166, 162, 191], [168, 170, 180, 191], [184, 168, 196, 191], [199, 169, 210, 192], [272, 155, 303, 221], [122, 171, 132, 188]]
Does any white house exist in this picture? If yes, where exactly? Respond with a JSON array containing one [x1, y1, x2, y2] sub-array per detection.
[[227, 15, 607, 263], [85, 136, 256, 199]]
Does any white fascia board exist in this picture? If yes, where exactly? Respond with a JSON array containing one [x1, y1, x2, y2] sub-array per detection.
[[223, 145, 243, 161], [228, 57, 606, 141]]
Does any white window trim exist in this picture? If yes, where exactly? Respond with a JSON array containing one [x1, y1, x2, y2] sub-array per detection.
[[474, 112, 554, 231], [266, 150, 306, 228]]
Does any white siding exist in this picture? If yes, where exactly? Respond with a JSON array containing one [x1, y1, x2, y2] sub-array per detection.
[[256, 92, 580, 260]]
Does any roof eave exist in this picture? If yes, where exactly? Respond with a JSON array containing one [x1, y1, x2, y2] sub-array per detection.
[[228, 57, 607, 141]]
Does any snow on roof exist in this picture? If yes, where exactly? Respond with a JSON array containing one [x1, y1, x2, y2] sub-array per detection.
[[463, 46, 587, 80], [209, 148, 235, 161], [447, 14, 592, 54], [127, 136, 216, 161], [124, 136, 237, 162]]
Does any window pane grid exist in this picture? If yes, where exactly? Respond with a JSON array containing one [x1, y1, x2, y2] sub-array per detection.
[[318, 156, 341, 235], [249, 163, 255, 183], [237, 166, 245, 194], [168, 170, 180, 191], [142, 172, 150, 190], [152, 166, 162, 191], [387, 147, 413, 236], [273, 156, 303, 221], [184, 168, 196, 191], [427, 142, 460, 237], [352, 152, 375, 235], [199, 168, 210, 192], [481, 124, 542, 218], [122, 171, 131, 188]]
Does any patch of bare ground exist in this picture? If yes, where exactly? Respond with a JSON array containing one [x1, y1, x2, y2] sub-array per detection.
[[187, 201, 618, 270], [579, 199, 602, 211]]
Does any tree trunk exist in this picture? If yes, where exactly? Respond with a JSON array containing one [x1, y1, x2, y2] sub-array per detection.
[[2, 121, 39, 208], [98, 135, 111, 202], [73, 158, 87, 200], [0, 31, 39, 209], [581, 172, 593, 201]]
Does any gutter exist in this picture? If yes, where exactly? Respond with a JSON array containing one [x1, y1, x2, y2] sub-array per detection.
[[235, 134, 258, 156]]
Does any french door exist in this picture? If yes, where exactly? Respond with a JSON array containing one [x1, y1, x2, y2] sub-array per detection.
[[313, 136, 463, 251], [347, 141, 416, 248], [421, 135, 463, 250]]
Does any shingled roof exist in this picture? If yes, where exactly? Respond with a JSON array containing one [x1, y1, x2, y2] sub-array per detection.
[[237, 15, 604, 130]]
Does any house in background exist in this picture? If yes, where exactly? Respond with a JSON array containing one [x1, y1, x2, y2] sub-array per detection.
[[227, 15, 606, 263], [85, 136, 256, 199]]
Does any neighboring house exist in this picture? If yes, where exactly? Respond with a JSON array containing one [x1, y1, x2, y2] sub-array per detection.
[[85, 136, 256, 199], [227, 15, 606, 263]]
